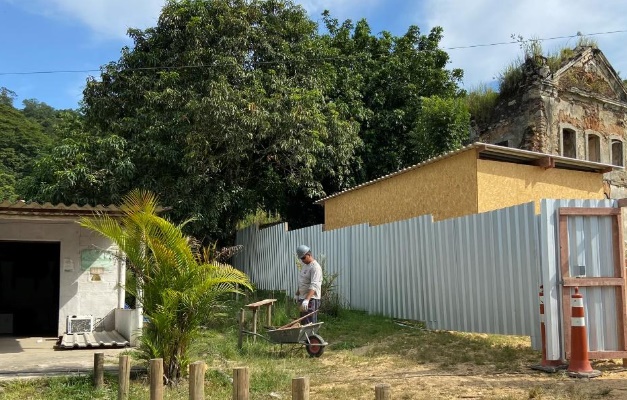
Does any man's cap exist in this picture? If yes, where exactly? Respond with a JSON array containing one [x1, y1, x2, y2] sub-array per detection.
[[296, 245, 310, 258]]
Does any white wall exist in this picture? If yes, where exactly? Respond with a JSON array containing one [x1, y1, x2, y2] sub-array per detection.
[[0, 217, 120, 336]]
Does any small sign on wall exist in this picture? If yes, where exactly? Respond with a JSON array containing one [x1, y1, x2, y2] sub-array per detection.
[[80, 249, 115, 272], [63, 258, 74, 272]]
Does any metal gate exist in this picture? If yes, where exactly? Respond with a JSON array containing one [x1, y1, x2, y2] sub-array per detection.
[[558, 207, 627, 359]]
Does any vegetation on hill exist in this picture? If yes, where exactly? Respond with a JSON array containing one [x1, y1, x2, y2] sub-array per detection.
[[0, 92, 53, 201]]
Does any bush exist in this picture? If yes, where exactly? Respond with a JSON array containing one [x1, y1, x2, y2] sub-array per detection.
[[317, 255, 342, 317], [465, 84, 499, 126]]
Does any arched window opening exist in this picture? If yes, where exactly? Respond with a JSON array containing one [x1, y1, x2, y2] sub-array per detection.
[[587, 134, 601, 163], [612, 139, 624, 166], [561, 129, 576, 158]]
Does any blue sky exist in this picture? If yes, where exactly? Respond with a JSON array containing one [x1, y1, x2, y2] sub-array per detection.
[[2, 0, 627, 110]]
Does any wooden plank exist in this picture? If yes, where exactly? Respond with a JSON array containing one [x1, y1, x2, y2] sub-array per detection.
[[588, 351, 627, 359], [244, 299, 277, 309], [276, 311, 317, 330], [615, 212, 627, 352], [613, 214, 623, 278], [559, 214, 572, 359], [559, 207, 620, 216], [562, 277, 625, 287]]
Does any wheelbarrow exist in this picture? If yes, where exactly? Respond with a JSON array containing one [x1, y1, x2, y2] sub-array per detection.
[[242, 311, 328, 357]]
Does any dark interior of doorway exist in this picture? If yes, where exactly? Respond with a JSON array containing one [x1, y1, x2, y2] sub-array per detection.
[[0, 241, 60, 336]]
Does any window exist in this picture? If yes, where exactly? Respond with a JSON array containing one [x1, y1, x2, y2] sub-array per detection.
[[561, 129, 576, 158], [587, 134, 601, 163], [612, 139, 624, 166]]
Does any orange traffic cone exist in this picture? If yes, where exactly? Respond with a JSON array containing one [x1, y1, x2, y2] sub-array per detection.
[[531, 285, 566, 372], [567, 287, 601, 378]]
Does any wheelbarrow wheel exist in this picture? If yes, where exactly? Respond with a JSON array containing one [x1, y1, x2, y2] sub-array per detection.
[[306, 334, 325, 357]]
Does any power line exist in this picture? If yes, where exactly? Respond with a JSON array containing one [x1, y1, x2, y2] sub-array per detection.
[[1, 29, 626, 76], [444, 29, 627, 50]]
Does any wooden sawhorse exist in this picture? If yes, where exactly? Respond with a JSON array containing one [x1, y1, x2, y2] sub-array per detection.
[[238, 298, 277, 348]]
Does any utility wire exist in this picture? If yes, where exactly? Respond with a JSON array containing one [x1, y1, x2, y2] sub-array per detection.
[[445, 29, 627, 49], [1, 29, 626, 76]]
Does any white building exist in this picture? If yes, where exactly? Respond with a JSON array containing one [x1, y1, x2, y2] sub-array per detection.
[[0, 201, 138, 342]]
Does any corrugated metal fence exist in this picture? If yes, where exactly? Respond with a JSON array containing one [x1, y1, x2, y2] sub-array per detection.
[[234, 199, 618, 353], [539, 199, 619, 359]]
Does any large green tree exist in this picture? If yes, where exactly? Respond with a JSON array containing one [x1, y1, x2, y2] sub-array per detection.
[[80, 0, 360, 236], [409, 96, 470, 160], [22, 1, 467, 239], [319, 15, 466, 181]]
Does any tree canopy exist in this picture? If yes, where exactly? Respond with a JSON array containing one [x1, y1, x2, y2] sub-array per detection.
[[17, 0, 467, 239], [319, 14, 465, 181]]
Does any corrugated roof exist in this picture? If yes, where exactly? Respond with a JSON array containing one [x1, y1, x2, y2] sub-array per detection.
[[0, 201, 124, 217], [57, 330, 130, 349], [315, 142, 620, 204], [0, 201, 170, 217]]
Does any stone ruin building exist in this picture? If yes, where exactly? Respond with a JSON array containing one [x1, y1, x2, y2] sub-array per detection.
[[475, 46, 627, 198]]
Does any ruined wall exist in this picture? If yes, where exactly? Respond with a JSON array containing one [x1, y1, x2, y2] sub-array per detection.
[[478, 49, 627, 198], [476, 81, 546, 152], [323, 150, 479, 230]]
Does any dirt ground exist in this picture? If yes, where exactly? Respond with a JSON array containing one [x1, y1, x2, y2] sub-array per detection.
[[308, 351, 627, 399], [4, 336, 627, 399]]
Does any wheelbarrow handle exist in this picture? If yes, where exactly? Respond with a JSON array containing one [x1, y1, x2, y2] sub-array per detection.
[[276, 310, 318, 330]]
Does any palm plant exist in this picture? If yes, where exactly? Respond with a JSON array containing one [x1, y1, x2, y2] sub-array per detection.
[[79, 189, 252, 383]]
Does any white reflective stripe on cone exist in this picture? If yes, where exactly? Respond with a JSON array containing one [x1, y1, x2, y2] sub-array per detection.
[[571, 317, 586, 327], [540, 314, 545, 323], [572, 298, 584, 307]]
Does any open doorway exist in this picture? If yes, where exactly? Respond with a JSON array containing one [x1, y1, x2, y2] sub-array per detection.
[[0, 241, 60, 336]]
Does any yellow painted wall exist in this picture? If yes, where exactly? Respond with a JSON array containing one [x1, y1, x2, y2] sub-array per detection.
[[476, 159, 605, 213], [323, 150, 479, 230]]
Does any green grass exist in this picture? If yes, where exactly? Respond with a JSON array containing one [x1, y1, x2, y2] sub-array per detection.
[[0, 293, 595, 399]]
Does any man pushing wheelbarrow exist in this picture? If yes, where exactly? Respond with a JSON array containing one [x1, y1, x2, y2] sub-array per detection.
[[294, 245, 323, 324], [239, 244, 327, 357]]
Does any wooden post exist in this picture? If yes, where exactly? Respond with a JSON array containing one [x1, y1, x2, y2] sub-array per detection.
[[93, 352, 104, 388], [251, 308, 258, 343], [292, 376, 309, 400], [232, 367, 249, 400], [150, 358, 164, 400], [189, 361, 206, 400], [118, 355, 131, 400], [266, 303, 272, 327], [375, 384, 391, 400], [238, 308, 245, 349]]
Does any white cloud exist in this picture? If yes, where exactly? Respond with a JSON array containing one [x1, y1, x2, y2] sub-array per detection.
[[421, 0, 627, 89], [7, 0, 164, 40]]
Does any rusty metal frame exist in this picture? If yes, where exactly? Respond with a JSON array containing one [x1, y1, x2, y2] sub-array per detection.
[[559, 207, 627, 359]]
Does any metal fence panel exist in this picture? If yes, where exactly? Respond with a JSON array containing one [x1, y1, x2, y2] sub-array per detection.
[[539, 199, 617, 360], [233, 200, 613, 346]]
